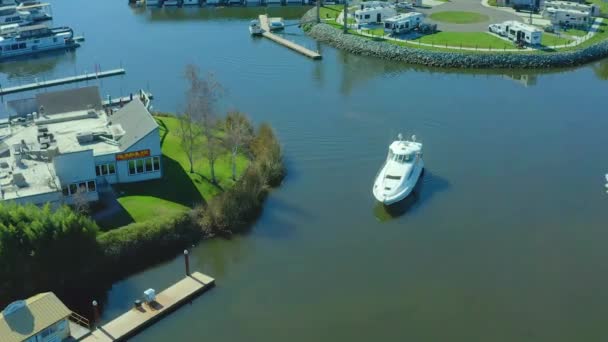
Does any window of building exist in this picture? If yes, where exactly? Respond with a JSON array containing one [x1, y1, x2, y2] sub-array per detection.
[[96, 163, 116, 176], [87, 181, 96, 192], [128, 160, 136, 175], [136, 159, 144, 173], [153, 157, 161, 171], [145, 158, 153, 172]]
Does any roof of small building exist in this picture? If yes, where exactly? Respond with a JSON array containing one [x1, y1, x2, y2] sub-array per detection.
[[0, 292, 72, 342], [385, 12, 423, 22], [110, 98, 158, 150], [36, 86, 102, 116]]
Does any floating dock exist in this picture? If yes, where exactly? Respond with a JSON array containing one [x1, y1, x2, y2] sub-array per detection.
[[0, 69, 126, 96], [80, 272, 215, 342], [258, 14, 321, 60]]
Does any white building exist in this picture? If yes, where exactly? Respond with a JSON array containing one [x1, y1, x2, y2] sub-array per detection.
[[0, 292, 89, 342], [496, 0, 544, 10], [354, 6, 397, 24], [0, 86, 162, 206], [542, 1, 598, 25], [383, 12, 423, 34]]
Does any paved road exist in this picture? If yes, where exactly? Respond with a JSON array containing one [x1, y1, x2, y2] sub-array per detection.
[[417, 0, 520, 32]]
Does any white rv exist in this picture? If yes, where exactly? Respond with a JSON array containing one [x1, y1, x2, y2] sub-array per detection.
[[360, 1, 393, 9], [502, 21, 542, 45], [383, 12, 423, 34], [542, 1, 598, 26], [354, 6, 397, 24]]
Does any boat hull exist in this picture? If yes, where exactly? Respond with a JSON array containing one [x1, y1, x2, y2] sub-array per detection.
[[373, 159, 424, 205]]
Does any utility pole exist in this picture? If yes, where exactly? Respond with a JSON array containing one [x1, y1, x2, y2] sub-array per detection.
[[343, 0, 348, 33], [316, 0, 320, 23]]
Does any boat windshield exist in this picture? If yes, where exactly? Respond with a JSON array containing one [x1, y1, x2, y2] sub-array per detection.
[[391, 153, 413, 163]]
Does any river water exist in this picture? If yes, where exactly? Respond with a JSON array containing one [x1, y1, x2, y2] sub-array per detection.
[[2, 0, 608, 340]]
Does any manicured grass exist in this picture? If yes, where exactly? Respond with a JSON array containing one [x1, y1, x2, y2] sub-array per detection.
[[487, 0, 498, 6], [112, 116, 249, 224], [562, 28, 589, 37], [429, 11, 489, 24], [414, 31, 514, 49], [586, 0, 608, 17], [541, 33, 572, 46], [319, 5, 342, 20], [363, 26, 386, 36]]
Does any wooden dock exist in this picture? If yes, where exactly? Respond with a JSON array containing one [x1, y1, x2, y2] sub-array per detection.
[[102, 91, 154, 108], [80, 272, 214, 342], [258, 14, 322, 60], [0, 69, 126, 96]]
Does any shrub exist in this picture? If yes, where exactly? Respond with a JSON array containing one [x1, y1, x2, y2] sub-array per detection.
[[97, 212, 201, 276]]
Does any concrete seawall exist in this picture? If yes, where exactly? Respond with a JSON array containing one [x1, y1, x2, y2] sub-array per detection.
[[301, 9, 608, 69]]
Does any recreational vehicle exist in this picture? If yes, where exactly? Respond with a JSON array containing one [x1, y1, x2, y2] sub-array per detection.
[[543, 7, 591, 26], [501, 21, 542, 45], [354, 6, 397, 24], [383, 12, 423, 34], [360, 1, 393, 9]]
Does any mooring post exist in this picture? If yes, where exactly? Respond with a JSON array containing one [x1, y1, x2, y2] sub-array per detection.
[[92, 300, 100, 329], [184, 249, 190, 276]]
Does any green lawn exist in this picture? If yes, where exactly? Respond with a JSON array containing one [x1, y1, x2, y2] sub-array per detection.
[[562, 28, 589, 37], [109, 116, 249, 225], [541, 33, 572, 46], [429, 11, 490, 24], [362, 26, 386, 36], [586, 0, 608, 17], [319, 5, 342, 20], [414, 31, 514, 49], [487, 0, 498, 6]]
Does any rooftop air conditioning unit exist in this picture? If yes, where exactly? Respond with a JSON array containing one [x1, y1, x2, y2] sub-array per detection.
[[76, 132, 94, 144]]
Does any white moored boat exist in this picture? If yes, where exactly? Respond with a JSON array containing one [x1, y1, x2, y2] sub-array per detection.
[[249, 19, 263, 35], [373, 134, 424, 205], [0, 24, 78, 59]]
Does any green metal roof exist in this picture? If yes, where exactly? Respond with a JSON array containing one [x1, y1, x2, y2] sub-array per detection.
[[0, 292, 71, 342]]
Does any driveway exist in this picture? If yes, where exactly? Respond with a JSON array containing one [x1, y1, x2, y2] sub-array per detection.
[[416, 0, 521, 32]]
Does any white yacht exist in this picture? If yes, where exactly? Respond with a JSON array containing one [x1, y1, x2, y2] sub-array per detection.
[[372, 134, 424, 205], [249, 19, 263, 35], [0, 24, 78, 59]]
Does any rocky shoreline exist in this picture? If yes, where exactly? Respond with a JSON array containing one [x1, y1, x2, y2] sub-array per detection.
[[301, 9, 608, 69]]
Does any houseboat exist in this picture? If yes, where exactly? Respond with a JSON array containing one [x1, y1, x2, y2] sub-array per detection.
[[16, 1, 51, 21], [372, 134, 424, 205], [0, 24, 78, 59], [269, 17, 284, 30], [0, 5, 31, 26], [249, 19, 263, 35]]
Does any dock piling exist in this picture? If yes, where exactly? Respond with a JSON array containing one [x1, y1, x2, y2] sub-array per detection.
[[92, 300, 100, 329], [184, 250, 190, 276]]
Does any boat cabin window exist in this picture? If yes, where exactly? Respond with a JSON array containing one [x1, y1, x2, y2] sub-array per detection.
[[391, 153, 413, 163]]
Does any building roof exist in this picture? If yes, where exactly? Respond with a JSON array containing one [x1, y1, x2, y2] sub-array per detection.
[[109, 98, 158, 150], [0, 292, 72, 342], [36, 86, 102, 116]]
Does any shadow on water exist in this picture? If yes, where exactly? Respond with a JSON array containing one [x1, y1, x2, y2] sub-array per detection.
[[335, 49, 596, 95], [373, 169, 450, 222], [0, 49, 77, 80], [137, 6, 312, 21]]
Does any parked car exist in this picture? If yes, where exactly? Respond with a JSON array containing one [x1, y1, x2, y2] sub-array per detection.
[[488, 23, 505, 36]]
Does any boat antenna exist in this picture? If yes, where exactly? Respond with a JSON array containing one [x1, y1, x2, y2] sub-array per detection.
[[397, 133, 403, 141], [411, 134, 416, 142]]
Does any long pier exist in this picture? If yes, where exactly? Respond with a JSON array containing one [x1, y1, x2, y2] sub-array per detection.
[[0, 69, 126, 96], [80, 271, 214, 342], [259, 14, 321, 60]]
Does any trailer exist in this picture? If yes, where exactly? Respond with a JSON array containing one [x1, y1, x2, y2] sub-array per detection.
[[354, 6, 397, 24], [383, 12, 423, 34], [499, 21, 542, 45]]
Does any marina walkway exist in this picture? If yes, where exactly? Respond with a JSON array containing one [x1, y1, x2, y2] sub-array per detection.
[[0, 69, 126, 96], [80, 272, 214, 342], [259, 14, 322, 59]]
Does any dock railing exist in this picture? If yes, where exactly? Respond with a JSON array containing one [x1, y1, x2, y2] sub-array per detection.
[[69, 311, 91, 329]]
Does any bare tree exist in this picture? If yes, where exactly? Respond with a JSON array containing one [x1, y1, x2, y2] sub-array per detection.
[[178, 64, 204, 173], [224, 111, 253, 181], [182, 65, 224, 184], [72, 187, 89, 215]]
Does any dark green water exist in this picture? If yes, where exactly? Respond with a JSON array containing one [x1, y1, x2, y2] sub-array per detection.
[[2, 1, 608, 340]]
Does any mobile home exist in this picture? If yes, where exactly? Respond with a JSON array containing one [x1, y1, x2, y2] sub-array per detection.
[[503, 21, 542, 45], [354, 6, 397, 24], [383, 12, 423, 33]]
